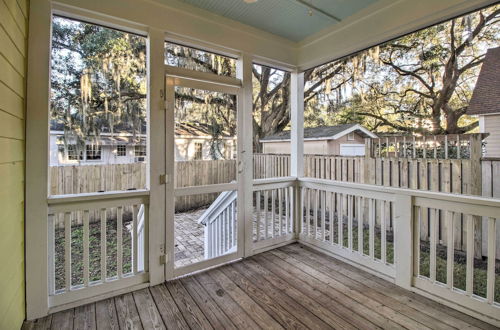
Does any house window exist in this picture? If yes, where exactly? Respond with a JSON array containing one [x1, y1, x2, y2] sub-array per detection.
[[117, 145, 126, 156], [67, 144, 82, 160], [135, 145, 146, 157], [347, 132, 355, 141], [194, 142, 203, 160], [86, 145, 101, 160]]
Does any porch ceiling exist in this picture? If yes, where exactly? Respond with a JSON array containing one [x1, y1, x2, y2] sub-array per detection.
[[162, 0, 377, 41]]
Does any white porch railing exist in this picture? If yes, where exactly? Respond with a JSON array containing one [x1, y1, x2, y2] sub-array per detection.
[[298, 178, 396, 279], [296, 177, 500, 325], [199, 190, 238, 259], [252, 177, 297, 253], [47, 190, 149, 310], [43, 177, 499, 324]]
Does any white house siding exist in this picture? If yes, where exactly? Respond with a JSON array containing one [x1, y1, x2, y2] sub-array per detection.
[[49, 134, 140, 165], [262, 141, 291, 154], [327, 134, 365, 155], [481, 114, 500, 157], [263, 140, 328, 154], [175, 137, 236, 161]]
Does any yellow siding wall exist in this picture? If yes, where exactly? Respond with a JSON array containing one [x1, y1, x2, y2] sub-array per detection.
[[0, 0, 29, 329]]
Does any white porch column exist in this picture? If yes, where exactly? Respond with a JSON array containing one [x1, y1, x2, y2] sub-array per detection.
[[26, 0, 52, 319], [237, 53, 255, 257], [147, 28, 166, 285], [290, 71, 304, 178], [290, 71, 304, 237]]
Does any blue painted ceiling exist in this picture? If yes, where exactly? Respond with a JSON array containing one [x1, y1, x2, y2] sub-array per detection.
[[166, 0, 378, 41]]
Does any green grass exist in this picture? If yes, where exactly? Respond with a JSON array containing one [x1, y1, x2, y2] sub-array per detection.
[[309, 215, 500, 302], [54, 215, 133, 290], [418, 242, 500, 301]]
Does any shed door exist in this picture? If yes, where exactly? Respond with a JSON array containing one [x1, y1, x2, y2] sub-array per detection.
[[340, 144, 365, 156]]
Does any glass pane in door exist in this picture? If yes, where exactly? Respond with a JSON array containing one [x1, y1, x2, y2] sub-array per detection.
[[173, 84, 238, 268], [175, 191, 237, 267], [174, 86, 237, 187]]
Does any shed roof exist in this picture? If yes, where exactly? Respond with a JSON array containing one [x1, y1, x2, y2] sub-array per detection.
[[260, 123, 376, 142], [467, 47, 500, 116]]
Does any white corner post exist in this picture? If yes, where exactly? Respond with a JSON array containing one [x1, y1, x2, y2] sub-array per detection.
[[394, 194, 413, 289], [164, 75, 176, 280], [237, 53, 255, 257], [25, 0, 52, 319], [147, 27, 166, 285], [290, 71, 304, 237]]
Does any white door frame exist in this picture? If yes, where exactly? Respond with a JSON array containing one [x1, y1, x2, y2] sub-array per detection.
[[164, 71, 246, 279]]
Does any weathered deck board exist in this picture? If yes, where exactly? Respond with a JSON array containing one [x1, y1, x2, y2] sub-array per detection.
[[24, 243, 495, 330], [279, 245, 455, 330], [95, 298, 118, 330], [150, 284, 190, 330], [180, 276, 235, 329], [193, 271, 260, 329], [284, 244, 491, 330], [133, 288, 165, 330], [114, 293, 143, 330], [166, 280, 213, 330]]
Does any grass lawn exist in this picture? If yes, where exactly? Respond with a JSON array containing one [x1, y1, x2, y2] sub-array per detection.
[[54, 214, 133, 291], [418, 242, 500, 301], [309, 216, 500, 302]]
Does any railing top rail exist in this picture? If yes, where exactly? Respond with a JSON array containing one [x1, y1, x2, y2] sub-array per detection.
[[253, 176, 297, 191], [48, 189, 149, 205], [174, 182, 238, 197], [299, 177, 500, 208], [253, 176, 297, 186], [48, 190, 150, 214]]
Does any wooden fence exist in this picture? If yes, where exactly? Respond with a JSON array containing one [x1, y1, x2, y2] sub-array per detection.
[[253, 149, 500, 257], [174, 160, 236, 212], [50, 149, 500, 255]]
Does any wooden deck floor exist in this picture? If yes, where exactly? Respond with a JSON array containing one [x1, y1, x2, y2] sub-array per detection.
[[24, 243, 497, 330]]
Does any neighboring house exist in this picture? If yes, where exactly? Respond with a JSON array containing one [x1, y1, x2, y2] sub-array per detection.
[[50, 130, 146, 166], [260, 123, 377, 156], [467, 47, 500, 158], [50, 122, 236, 165]]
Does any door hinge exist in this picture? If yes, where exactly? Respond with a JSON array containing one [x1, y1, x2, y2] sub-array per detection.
[[159, 244, 167, 265], [159, 174, 168, 185], [160, 254, 167, 265]]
